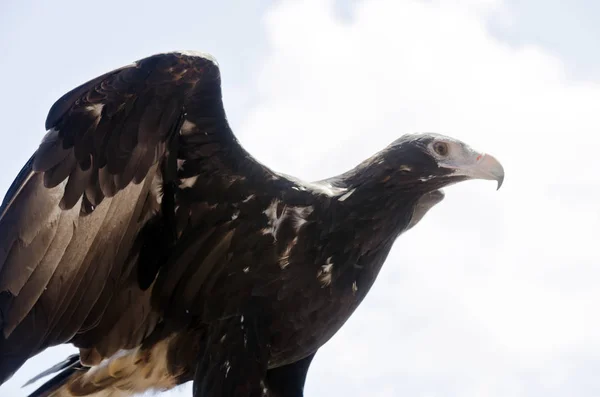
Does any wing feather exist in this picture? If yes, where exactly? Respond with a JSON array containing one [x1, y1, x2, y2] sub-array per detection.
[[43, 151, 76, 189], [0, 51, 274, 383], [3, 202, 79, 335], [38, 190, 116, 343], [61, 163, 92, 210], [50, 174, 154, 344], [33, 128, 71, 171], [31, 52, 224, 211], [0, 211, 59, 297], [0, 174, 65, 288]]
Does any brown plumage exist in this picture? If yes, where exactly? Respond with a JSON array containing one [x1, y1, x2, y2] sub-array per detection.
[[0, 51, 504, 397]]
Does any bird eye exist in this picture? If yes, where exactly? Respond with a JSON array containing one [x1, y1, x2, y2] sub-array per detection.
[[433, 142, 448, 156]]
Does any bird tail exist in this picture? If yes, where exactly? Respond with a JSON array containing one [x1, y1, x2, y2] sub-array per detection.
[[24, 354, 87, 397], [0, 316, 44, 386], [23, 339, 178, 397]]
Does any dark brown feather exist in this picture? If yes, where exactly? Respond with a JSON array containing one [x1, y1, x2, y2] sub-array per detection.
[[60, 164, 93, 210], [32, 129, 70, 172], [1, 51, 291, 394], [43, 150, 75, 189]]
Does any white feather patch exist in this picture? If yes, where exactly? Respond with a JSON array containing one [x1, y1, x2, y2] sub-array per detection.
[[85, 104, 104, 118], [262, 200, 313, 239], [289, 206, 314, 231], [179, 175, 198, 189], [262, 199, 283, 238], [279, 237, 298, 269], [177, 50, 219, 65], [338, 188, 356, 202], [317, 257, 334, 287], [179, 120, 197, 136]]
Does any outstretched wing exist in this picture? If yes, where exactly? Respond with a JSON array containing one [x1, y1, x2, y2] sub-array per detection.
[[0, 51, 247, 382], [33, 51, 226, 211]]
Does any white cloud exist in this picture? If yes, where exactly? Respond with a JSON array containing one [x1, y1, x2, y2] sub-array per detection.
[[236, 0, 600, 395]]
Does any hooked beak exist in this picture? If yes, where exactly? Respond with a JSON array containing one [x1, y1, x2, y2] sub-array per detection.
[[457, 152, 505, 190]]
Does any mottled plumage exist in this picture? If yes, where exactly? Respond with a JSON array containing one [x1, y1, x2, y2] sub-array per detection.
[[0, 51, 504, 397]]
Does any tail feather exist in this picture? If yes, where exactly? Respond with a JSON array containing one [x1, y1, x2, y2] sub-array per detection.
[[24, 354, 80, 388], [26, 354, 86, 397], [0, 319, 41, 386], [23, 338, 179, 397]]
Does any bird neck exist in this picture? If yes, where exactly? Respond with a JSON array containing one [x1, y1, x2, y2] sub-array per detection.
[[324, 169, 423, 249], [302, 173, 422, 303]]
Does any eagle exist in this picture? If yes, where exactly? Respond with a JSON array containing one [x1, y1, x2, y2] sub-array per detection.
[[0, 51, 504, 397]]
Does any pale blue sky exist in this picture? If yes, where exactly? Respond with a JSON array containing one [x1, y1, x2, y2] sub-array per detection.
[[1, 1, 599, 396]]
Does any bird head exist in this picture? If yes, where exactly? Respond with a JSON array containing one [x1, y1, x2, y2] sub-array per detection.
[[364, 132, 505, 231], [381, 132, 505, 193], [322, 132, 504, 236], [329, 132, 504, 230]]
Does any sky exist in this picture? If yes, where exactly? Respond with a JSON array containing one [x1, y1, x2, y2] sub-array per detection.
[[0, 0, 599, 396]]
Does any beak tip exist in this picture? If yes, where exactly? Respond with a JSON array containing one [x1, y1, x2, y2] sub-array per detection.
[[480, 153, 504, 191]]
